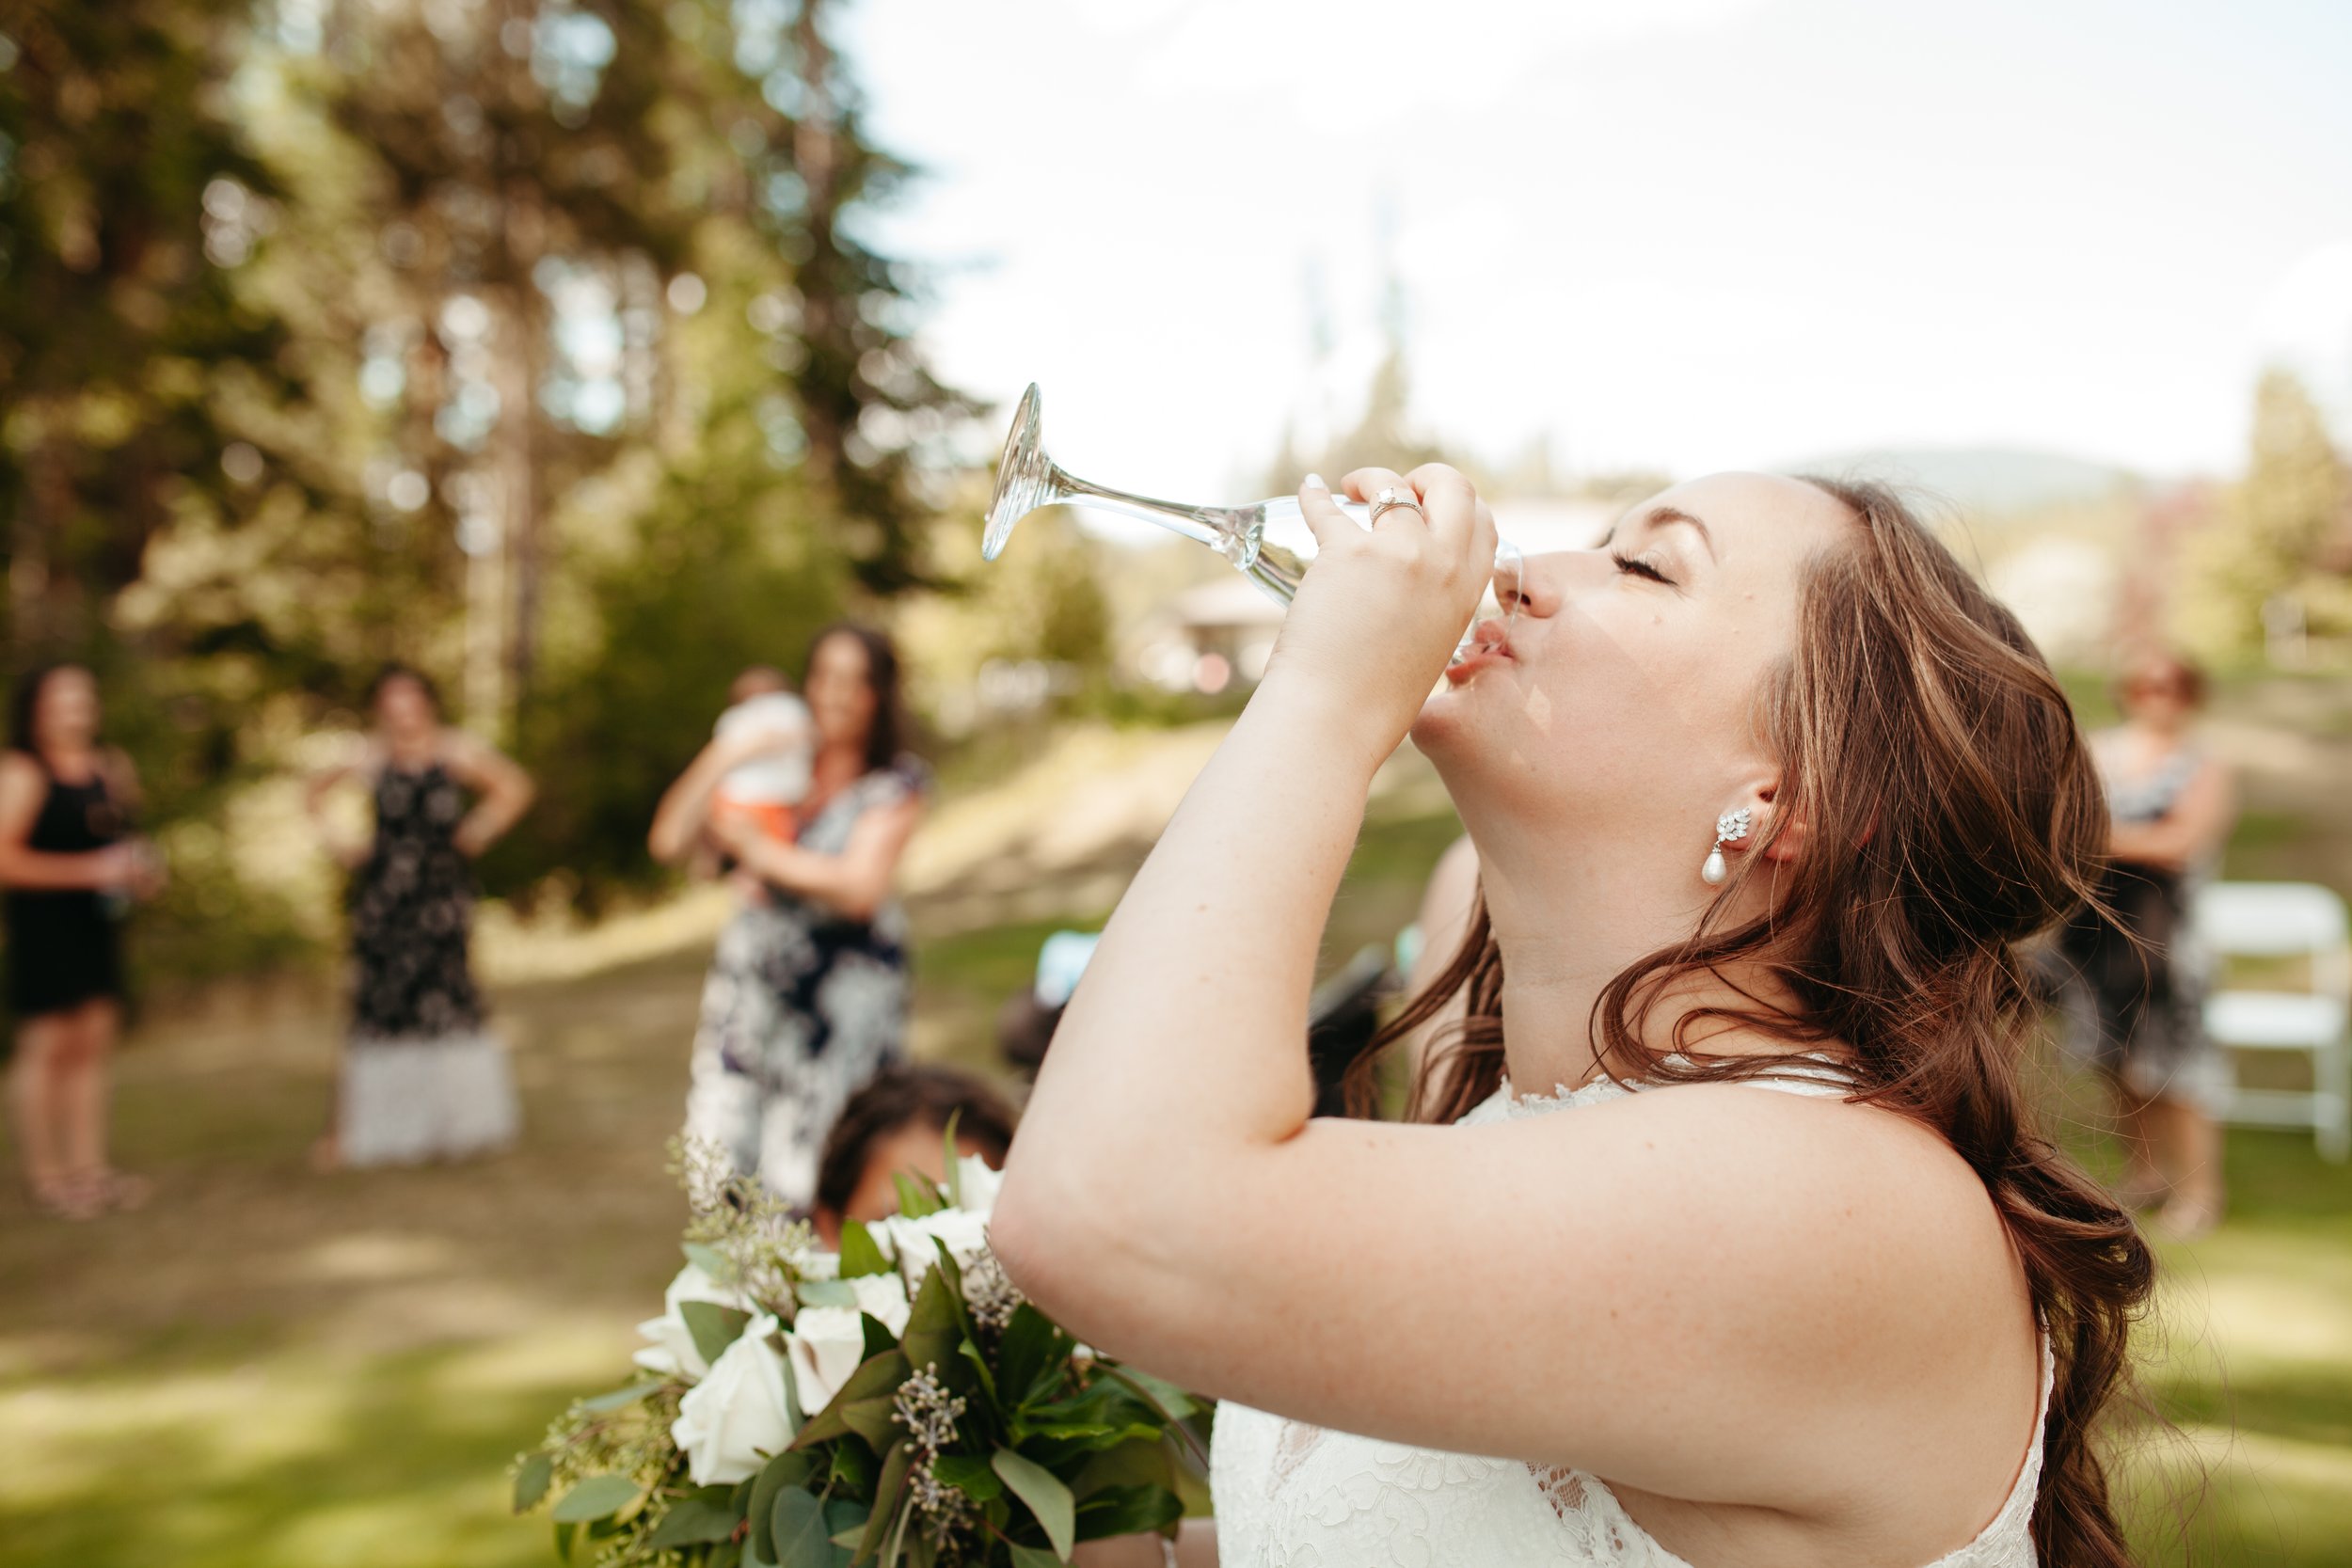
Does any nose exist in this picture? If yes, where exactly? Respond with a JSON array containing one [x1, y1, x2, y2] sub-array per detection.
[[1502, 549, 1602, 621]]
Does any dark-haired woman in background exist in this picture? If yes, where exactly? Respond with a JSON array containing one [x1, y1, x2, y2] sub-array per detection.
[[809, 1063, 1018, 1244], [651, 626, 929, 1206], [305, 664, 535, 1169], [2, 664, 162, 1218]]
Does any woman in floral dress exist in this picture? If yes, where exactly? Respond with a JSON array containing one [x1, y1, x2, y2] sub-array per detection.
[[306, 665, 535, 1168], [650, 626, 928, 1205]]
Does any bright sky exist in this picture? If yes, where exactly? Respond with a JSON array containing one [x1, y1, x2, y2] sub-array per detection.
[[838, 0, 2352, 499]]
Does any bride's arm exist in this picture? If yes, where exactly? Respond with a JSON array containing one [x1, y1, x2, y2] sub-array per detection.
[[989, 468, 2022, 1511]]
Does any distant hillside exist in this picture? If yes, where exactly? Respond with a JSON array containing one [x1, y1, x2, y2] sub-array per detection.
[[1788, 447, 2137, 515]]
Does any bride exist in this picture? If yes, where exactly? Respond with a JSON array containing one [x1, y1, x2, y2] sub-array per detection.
[[991, 464, 2157, 1567]]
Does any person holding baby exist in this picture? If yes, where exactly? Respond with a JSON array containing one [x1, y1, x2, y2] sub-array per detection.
[[649, 626, 930, 1206]]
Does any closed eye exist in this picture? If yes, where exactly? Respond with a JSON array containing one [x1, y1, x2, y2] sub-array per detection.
[[1610, 551, 1676, 586]]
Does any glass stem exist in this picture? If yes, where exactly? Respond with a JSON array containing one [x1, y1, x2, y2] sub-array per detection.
[[1050, 467, 1256, 564]]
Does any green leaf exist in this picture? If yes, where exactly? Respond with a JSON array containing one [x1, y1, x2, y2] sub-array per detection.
[[824, 1497, 869, 1564], [1105, 1365, 1200, 1424], [748, 1449, 816, 1561], [1009, 1547, 1062, 1568], [854, 1444, 914, 1564], [512, 1452, 554, 1513], [1073, 1483, 1182, 1541], [685, 1241, 733, 1280], [798, 1279, 857, 1308], [792, 1350, 910, 1448], [579, 1378, 670, 1414], [841, 1394, 900, 1451], [549, 1473, 642, 1523], [772, 1488, 832, 1568], [837, 1220, 893, 1279], [647, 1485, 744, 1547], [898, 1267, 961, 1376], [861, 1311, 899, 1362], [992, 1449, 1075, 1561], [940, 1109, 965, 1208], [1072, 1436, 1176, 1500], [996, 1305, 1063, 1405], [927, 1452, 1002, 1501], [710, 1543, 744, 1568], [682, 1301, 755, 1369], [553, 1520, 577, 1561], [828, 1437, 876, 1495], [892, 1171, 945, 1218]]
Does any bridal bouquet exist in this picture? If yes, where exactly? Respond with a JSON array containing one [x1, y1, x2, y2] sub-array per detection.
[[514, 1138, 1205, 1567]]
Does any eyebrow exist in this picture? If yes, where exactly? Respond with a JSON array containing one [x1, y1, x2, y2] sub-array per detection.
[[1600, 505, 1718, 561]]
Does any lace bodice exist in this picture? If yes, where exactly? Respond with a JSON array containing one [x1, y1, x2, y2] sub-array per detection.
[[1208, 1066, 2052, 1567]]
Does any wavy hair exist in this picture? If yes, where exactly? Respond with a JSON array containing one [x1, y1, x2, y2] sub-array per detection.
[[1351, 477, 2155, 1567]]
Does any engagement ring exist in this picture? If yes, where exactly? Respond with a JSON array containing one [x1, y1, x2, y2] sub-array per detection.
[[1369, 485, 1425, 525]]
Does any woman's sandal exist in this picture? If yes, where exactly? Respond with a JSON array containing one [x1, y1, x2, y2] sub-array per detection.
[[84, 1168, 154, 1213], [31, 1175, 105, 1221]]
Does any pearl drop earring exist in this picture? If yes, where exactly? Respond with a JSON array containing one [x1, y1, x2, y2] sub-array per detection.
[[1701, 808, 1753, 886]]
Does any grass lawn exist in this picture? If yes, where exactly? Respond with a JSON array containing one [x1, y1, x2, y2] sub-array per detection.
[[3, 782, 2349, 1566]]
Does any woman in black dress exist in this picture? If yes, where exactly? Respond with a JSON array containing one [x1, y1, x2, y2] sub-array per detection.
[[305, 665, 535, 1169], [2, 664, 163, 1219], [651, 626, 929, 1205]]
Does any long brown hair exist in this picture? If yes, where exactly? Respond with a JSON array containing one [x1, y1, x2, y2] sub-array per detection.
[[1352, 477, 2155, 1567]]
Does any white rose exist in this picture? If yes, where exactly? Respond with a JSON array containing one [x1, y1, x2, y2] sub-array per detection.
[[953, 1153, 1005, 1216], [670, 1315, 795, 1486], [785, 1305, 869, 1417], [879, 1208, 993, 1292], [846, 1271, 912, 1336], [633, 1262, 751, 1380]]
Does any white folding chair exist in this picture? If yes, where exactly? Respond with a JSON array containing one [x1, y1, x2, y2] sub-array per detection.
[[2194, 881, 2351, 1161]]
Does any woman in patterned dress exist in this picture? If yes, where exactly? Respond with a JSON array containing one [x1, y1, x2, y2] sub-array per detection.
[[650, 626, 928, 1206], [305, 665, 535, 1169], [2056, 650, 2235, 1236]]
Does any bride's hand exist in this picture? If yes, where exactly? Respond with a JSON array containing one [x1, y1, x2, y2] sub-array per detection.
[[1263, 463, 1498, 754]]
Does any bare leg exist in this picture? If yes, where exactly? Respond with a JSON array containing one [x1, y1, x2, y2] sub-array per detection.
[[10, 1013, 72, 1202], [2150, 1094, 2225, 1238], [56, 999, 114, 1179], [2110, 1087, 2166, 1208]]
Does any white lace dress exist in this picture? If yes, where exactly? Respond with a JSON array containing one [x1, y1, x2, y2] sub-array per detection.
[[1209, 1068, 2054, 1567]]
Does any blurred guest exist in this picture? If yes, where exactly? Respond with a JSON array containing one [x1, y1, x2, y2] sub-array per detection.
[[1, 664, 162, 1219], [305, 664, 535, 1169], [808, 1063, 1018, 1243], [651, 626, 928, 1205], [708, 664, 813, 854], [2057, 651, 2236, 1237]]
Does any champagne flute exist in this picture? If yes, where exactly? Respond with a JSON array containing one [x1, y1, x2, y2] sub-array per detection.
[[983, 385, 1520, 663]]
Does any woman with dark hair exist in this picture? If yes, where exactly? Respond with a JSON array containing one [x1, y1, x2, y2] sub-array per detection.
[[2, 664, 162, 1218], [651, 625, 929, 1206], [2056, 650, 2235, 1238], [304, 663, 535, 1169], [809, 1063, 1018, 1244], [998, 469, 2155, 1568]]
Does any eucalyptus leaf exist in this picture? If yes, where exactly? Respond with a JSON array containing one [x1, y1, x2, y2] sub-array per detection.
[[996, 1306, 1061, 1405], [861, 1310, 898, 1362], [772, 1488, 833, 1567], [553, 1520, 577, 1561], [837, 1220, 893, 1279], [512, 1451, 553, 1513], [684, 1241, 733, 1280], [798, 1278, 858, 1308], [646, 1486, 743, 1547], [1008, 1547, 1062, 1568], [682, 1301, 755, 1369], [898, 1267, 961, 1376], [549, 1473, 642, 1523], [992, 1449, 1075, 1560], [710, 1543, 744, 1568], [841, 1394, 900, 1451], [829, 1437, 876, 1494], [579, 1378, 669, 1414]]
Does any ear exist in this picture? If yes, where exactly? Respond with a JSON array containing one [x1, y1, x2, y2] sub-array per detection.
[[1742, 778, 1805, 865]]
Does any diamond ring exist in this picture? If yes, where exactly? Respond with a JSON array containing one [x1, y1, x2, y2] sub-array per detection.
[[1368, 484, 1425, 525]]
